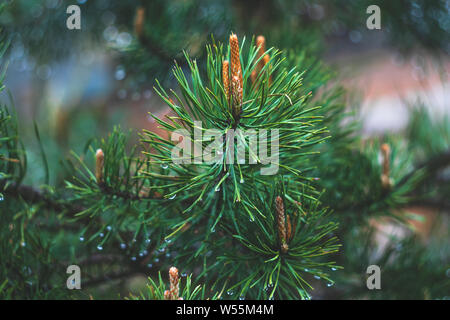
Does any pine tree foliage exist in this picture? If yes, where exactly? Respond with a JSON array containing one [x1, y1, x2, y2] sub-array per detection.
[[4, 0, 448, 88], [1, 8, 449, 298], [135, 34, 342, 299]]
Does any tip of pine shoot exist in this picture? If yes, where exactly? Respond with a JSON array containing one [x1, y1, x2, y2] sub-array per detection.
[[169, 266, 179, 277], [95, 149, 104, 184], [380, 143, 390, 154]]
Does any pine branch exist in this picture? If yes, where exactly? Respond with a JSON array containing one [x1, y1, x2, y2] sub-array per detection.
[[0, 179, 85, 214], [396, 149, 450, 188]]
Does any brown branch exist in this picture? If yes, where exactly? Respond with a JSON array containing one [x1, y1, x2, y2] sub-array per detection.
[[0, 179, 85, 214], [396, 149, 450, 187]]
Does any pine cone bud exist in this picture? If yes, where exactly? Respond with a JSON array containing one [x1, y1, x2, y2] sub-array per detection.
[[380, 143, 390, 176], [250, 70, 257, 84], [380, 143, 391, 189], [256, 36, 266, 70], [164, 290, 171, 300], [169, 266, 179, 300], [263, 54, 270, 66], [264, 54, 272, 86], [275, 196, 288, 252], [286, 214, 292, 242], [256, 36, 266, 53], [231, 75, 243, 118], [134, 7, 145, 38], [95, 149, 104, 184], [251, 35, 271, 86], [222, 60, 230, 99], [229, 33, 243, 88]]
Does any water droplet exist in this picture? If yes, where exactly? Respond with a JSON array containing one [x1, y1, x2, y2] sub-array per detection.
[[103, 25, 117, 42], [117, 89, 127, 99], [115, 66, 126, 80], [20, 242, 26, 247], [215, 187, 221, 192], [158, 247, 165, 253], [143, 90, 152, 99], [79, 236, 85, 242], [314, 275, 320, 280], [331, 267, 337, 271], [99, 233, 104, 238], [227, 290, 234, 295], [97, 245, 103, 251], [131, 92, 141, 101], [304, 268, 309, 272], [210, 227, 215, 233], [120, 243, 126, 249], [169, 194, 177, 200], [106, 226, 112, 231], [0, 194, 4, 201], [36, 64, 52, 80], [264, 283, 273, 291], [349, 30, 362, 43], [131, 256, 136, 261], [145, 239, 151, 244], [181, 272, 187, 277], [25, 267, 32, 276], [327, 282, 334, 287], [161, 163, 168, 169], [165, 253, 171, 258], [239, 296, 245, 300], [116, 32, 132, 47], [139, 252, 144, 257], [147, 263, 153, 268], [154, 258, 160, 263], [142, 250, 148, 255], [240, 178, 244, 183], [165, 239, 171, 244]]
